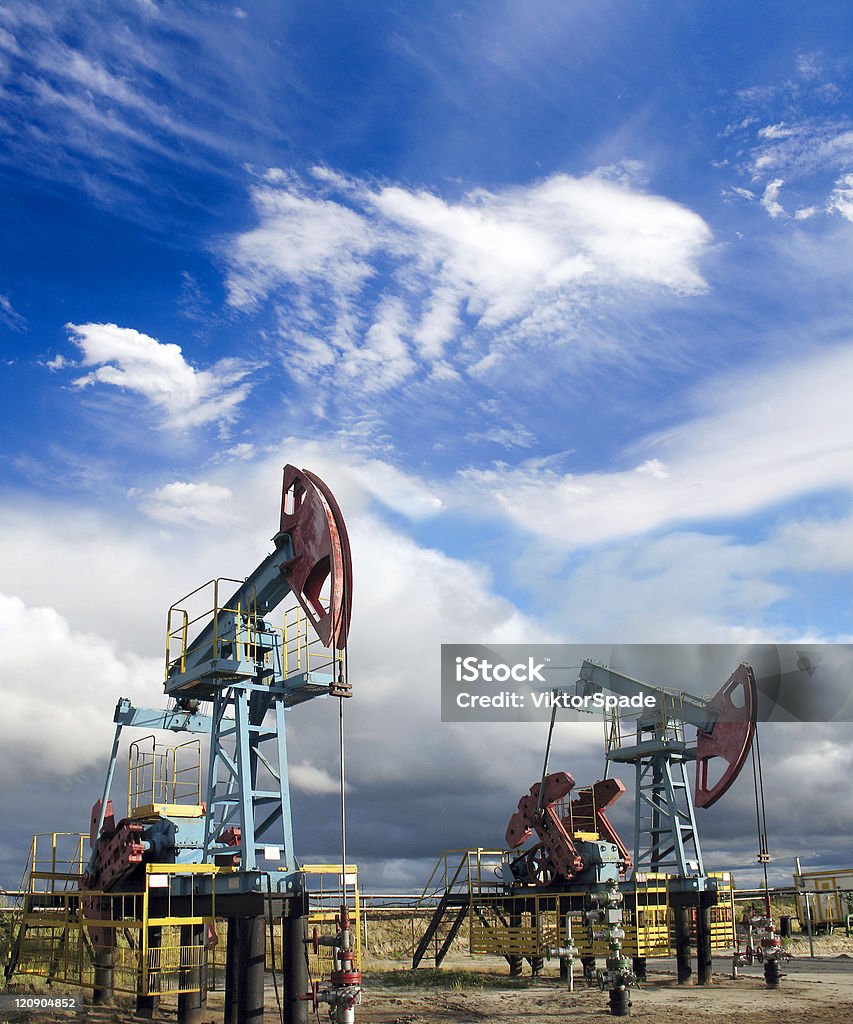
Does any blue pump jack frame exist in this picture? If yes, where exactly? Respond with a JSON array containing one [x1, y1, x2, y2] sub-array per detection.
[[90, 535, 333, 896]]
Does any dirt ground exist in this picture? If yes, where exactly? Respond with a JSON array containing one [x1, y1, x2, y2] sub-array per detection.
[[7, 925, 853, 1022], [354, 952, 853, 1024], [7, 953, 853, 1024]]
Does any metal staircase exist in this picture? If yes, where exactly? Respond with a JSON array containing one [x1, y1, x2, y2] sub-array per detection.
[[410, 850, 508, 968]]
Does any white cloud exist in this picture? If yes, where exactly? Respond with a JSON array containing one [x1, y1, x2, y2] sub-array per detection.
[[757, 123, 796, 141], [827, 173, 853, 222], [226, 185, 378, 309], [748, 119, 853, 183], [723, 186, 755, 203], [371, 172, 709, 313], [0, 593, 160, 781], [224, 167, 712, 393], [339, 296, 415, 393], [763, 514, 853, 573], [760, 178, 786, 218], [0, 292, 25, 330], [543, 532, 789, 644], [796, 52, 822, 81], [345, 458, 444, 519], [461, 342, 853, 549], [1, 439, 852, 888], [635, 458, 669, 479], [214, 442, 257, 463], [0, 442, 555, 845], [290, 761, 346, 795], [725, 77, 853, 222], [140, 481, 235, 528], [467, 424, 536, 449], [66, 322, 255, 429]]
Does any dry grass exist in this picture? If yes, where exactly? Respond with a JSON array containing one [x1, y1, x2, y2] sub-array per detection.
[[361, 908, 470, 962]]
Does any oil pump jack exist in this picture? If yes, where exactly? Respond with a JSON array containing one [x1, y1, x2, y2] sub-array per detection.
[[504, 658, 759, 996], [7, 465, 358, 1024]]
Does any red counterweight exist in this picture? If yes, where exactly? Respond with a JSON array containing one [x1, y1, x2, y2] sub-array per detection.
[[695, 663, 757, 809], [278, 464, 353, 650]]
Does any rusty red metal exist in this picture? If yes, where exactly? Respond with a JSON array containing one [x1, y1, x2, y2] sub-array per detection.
[[89, 798, 115, 848], [278, 465, 352, 650], [81, 893, 116, 952], [505, 772, 585, 881], [566, 778, 633, 872], [507, 772, 633, 885], [86, 818, 145, 891], [695, 662, 757, 809], [219, 825, 241, 846]]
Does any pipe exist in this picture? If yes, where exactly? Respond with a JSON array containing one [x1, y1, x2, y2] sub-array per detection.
[[177, 923, 206, 1024], [240, 915, 266, 1023], [283, 908, 309, 1024], [93, 948, 114, 1006], [696, 901, 713, 986], [673, 906, 692, 984], [224, 918, 241, 1024]]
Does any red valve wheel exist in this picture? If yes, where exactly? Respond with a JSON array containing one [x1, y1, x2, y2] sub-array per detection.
[[526, 844, 558, 886], [298, 982, 320, 1010]]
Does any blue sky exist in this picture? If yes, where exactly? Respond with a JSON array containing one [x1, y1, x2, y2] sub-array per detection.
[[2, 1, 853, 891]]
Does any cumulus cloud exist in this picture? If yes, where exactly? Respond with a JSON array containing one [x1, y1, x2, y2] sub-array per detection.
[[0, 593, 161, 781], [461, 343, 853, 549], [0, 443, 560, 887], [65, 322, 255, 429], [139, 481, 235, 528], [1, 439, 852, 888], [224, 166, 712, 394], [290, 761, 346, 795]]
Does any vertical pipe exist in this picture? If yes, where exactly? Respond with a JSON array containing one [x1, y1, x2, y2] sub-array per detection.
[[240, 914, 266, 1023], [558, 896, 569, 981], [224, 918, 241, 1024], [507, 907, 523, 977], [695, 902, 712, 986], [529, 904, 543, 977], [283, 908, 309, 1024], [93, 948, 115, 1006], [795, 859, 815, 959], [581, 956, 597, 985], [674, 905, 692, 984]]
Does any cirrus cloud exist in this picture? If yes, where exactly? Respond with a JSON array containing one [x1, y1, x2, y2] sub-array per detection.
[[224, 166, 712, 395]]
